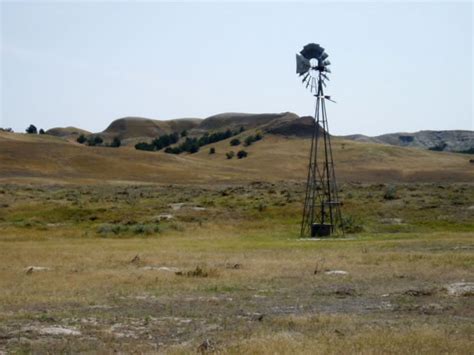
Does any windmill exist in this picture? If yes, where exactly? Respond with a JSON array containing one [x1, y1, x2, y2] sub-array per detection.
[[296, 43, 343, 238]]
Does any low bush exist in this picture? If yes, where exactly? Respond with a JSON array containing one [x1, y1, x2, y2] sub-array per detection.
[[340, 215, 364, 234], [230, 138, 241, 146], [237, 150, 248, 159], [383, 185, 398, 200]]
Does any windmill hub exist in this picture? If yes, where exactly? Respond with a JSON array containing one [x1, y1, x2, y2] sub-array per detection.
[[296, 43, 343, 238]]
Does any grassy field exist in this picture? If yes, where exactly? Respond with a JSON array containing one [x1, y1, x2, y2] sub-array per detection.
[[0, 181, 473, 353]]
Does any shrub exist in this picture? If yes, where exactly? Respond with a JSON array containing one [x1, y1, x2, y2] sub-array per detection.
[[131, 224, 158, 235], [165, 146, 182, 154], [237, 150, 248, 159], [340, 215, 364, 234], [39, 129, 45, 135], [97, 223, 123, 235], [175, 265, 218, 278], [110, 136, 121, 148], [25, 124, 37, 134], [226, 151, 235, 159], [383, 185, 398, 200], [77, 134, 87, 144], [209, 147, 215, 154], [230, 138, 241, 146], [181, 130, 188, 137]]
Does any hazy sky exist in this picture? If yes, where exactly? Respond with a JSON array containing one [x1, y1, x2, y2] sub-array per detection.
[[1, 1, 472, 135]]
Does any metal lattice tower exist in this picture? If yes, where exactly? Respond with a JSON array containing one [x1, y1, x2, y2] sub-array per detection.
[[296, 43, 343, 238]]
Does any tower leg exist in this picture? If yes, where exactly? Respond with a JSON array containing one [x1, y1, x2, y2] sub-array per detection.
[[300, 73, 342, 238]]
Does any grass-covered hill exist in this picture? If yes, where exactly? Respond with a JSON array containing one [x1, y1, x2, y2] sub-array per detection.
[[0, 127, 472, 185]]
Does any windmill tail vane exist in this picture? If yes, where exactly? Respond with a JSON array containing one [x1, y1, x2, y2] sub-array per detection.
[[296, 43, 343, 238]]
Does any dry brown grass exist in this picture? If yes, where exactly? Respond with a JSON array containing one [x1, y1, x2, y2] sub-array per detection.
[[0, 182, 472, 353], [1, 131, 472, 185]]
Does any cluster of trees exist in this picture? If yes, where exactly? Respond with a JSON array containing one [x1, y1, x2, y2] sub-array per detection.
[[77, 134, 121, 148], [244, 132, 263, 146], [135, 132, 180, 152], [164, 128, 245, 155], [165, 137, 200, 154], [226, 150, 248, 159], [196, 128, 241, 147], [135, 127, 245, 155], [25, 124, 45, 135], [228, 132, 263, 147]]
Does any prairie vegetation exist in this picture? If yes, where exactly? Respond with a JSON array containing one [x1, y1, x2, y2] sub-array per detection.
[[0, 182, 472, 353]]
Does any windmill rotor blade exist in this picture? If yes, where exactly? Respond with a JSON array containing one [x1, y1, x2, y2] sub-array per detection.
[[296, 54, 311, 75], [300, 43, 325, 60], [296, 43, 332, 94]]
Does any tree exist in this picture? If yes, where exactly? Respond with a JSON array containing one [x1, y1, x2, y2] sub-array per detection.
[[181, 130, 188, 137], [230, 138, 241, 146], [39, 129, 45, 135], [237, 150, 248, 159], [87, 135, 103, 146], [189, 144, 199, 153], [209, 147, 215, 154], [152, 132, 180, 150], [239, 126, 245, 133], [226, 151, 235, 159], [77, 134, 87, 144], [244, 136, 254, 147], [170, 132, 180, 144], [110, 136, 121, 148], [135, 142, 155, 151], [25, 124, 37, 134]]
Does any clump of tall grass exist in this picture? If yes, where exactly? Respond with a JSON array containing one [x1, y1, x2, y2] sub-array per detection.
[[96, 223, 160, 237], [383, 185, 399, 200], [340, 215, 364, 234]]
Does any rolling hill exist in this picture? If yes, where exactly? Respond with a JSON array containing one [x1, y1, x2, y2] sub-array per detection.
[[101, 117, 202, 140], [1, 127, 472, 185], [342, 130, 474, 153], [46, 126, 91, 138]]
